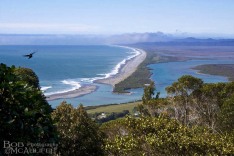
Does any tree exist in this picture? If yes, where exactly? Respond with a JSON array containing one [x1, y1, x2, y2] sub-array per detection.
[[142, 82, 155, 104], [14, 67, 40, 88], [218, 94, 234, 133], [101, 116, 234, 155], [192, 82, 234, 132], [220, 81, 234, 106], [166, 75, 203, 125], [192, 83, 226, 130], [139, 82, 162, 116], [0, 63, 56, 154], [51, 101, 104, 156]]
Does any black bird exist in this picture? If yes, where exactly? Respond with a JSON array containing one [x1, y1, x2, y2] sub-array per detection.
[[23, 51, 36, 59]]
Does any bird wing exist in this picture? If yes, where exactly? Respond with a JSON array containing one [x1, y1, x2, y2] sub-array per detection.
[[23, 50, 37, 58], [31, 52, 36, 55], [23, 54, 30, 57]]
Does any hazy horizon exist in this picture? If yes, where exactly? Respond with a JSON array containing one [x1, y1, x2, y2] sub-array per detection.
[[1, 32, 234, 45], [1, 0, 234, 38], [1, 32, 234, 38]]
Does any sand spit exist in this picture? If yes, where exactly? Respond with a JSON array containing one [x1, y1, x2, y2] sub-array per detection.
[[46, 47, 147, 101], [46, 85, 97, 101], [95, 48, 147, 86]]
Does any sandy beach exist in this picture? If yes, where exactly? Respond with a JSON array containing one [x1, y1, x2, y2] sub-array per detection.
[[46, 47, 147, 101], [46, 85, 97, 101], [95, 48, 147, 86]]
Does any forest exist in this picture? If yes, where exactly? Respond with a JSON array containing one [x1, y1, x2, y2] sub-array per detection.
[[0, 63, 233, 155]]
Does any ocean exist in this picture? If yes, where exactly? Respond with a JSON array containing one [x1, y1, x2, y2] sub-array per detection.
[[0, 45, 144, 107], [0, 45, 231, 107]]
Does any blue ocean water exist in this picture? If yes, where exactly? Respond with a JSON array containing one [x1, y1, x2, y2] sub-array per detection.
[[0, 45, 143, 107], [0, 45, 232, 107]]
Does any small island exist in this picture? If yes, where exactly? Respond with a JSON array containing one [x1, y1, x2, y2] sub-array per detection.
[[192, 64, 234, 81]]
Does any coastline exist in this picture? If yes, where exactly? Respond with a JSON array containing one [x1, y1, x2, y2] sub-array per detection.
[[46, 85, 97, 101], [95, 48, 147, 86], [46, 45, 234, 105], [46, 46, 146, 101]]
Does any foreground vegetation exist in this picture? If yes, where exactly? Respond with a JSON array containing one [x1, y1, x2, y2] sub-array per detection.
[[0, 64, 56, 154], [102, 117, 233, 155], [1, 63, 234, 155]]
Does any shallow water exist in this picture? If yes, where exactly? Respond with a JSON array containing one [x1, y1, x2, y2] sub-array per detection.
[[149, 59, 232, 97]]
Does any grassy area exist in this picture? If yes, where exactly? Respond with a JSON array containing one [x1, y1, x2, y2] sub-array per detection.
[[87, 101, 141, 114], [192, 64, 234, 81]]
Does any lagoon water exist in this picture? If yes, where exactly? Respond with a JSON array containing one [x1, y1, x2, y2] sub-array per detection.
[[149, 59, 231, 97], [0, 45, 232, 107]]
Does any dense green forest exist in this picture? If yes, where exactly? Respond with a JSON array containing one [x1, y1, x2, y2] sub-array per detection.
[[1, 63, 234, 155]]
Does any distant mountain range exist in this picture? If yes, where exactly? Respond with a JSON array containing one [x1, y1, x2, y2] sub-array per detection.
[[0, 33, 234, 45], [131, 37, 234, 46], [105, 32, 175, 44]]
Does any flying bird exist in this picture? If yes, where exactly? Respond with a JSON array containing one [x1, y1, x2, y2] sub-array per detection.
[[23, 51, 36, 59]]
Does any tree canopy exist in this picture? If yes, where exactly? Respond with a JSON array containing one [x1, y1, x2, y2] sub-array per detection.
[[101, 116, 234, 155], [52, 101, 104, 156], [0, 63, 56, 154]]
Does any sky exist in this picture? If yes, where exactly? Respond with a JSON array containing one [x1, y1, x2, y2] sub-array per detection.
[[0, 0, 234, 36]]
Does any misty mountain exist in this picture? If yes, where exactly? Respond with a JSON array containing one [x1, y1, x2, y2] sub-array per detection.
[[0, 32, 175, 45], [131, 37, 234, 46], [0, 33, 234, 45], [105, 32, 175, 44]]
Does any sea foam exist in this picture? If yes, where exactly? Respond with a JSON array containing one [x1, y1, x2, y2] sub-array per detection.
[[97, 47, 141, 79], [80, 77, 103, 83], [41, 86, 52, 92], [45, 80, 81, 96]]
